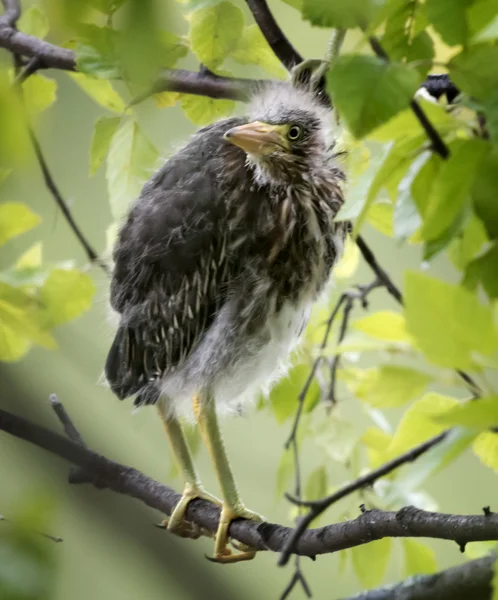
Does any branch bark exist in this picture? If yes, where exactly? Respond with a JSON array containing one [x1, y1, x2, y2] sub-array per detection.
[[340, 554, 496, 600], [1, 406, 497, 560]]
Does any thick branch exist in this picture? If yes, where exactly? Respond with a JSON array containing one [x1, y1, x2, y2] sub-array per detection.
[[1, 407, 498, 559], [244, 0, 303, 69], [341, 554, 496, 600]]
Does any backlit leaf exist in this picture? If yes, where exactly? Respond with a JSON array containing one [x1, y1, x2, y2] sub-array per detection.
[[352, 538, 392, 588], [434, 396, 498, 430], [89, 116, 121, 176], [449, 44, 498, 101], [0, 203, 41, 246], [448, 215, 487, 272], [15, 243, 43, 270], [328, 56, 421, 138], [403, 539, 438, 576], [367, 202, 394, 237], [472, 149, 498, 239], [269, 364, 320, 423], [464, 244, 498, 299], [473, 431, 498, 472], [232, 25, 286, 78], [276, 449, 294, 498], [106, 120, 159, 219], [386, 393, 458, 458], [153, 92, 181, 108], [355, 365, 431, 408], [334, 236, 359, 279], [18, 6, 49, 39], [75, 25, 121, 79], [40, 269, 95, 326], [404, 271, 498, 370], [305, 465, 327, 501], [426, 0, 470, 46], [302, 0, 375, 29], [68, 72, 126, 113], [161, 32, 189, 68], [353, 311, 410, 343], [22, 74, 57, 115], [420, 139, 487, 242], [189, 1, 244, 69], [180, 94, 235, 125]]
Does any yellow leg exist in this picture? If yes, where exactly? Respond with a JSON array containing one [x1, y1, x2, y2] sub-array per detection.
[[193, 391, 264, 563], [158, 403, 221, 539]]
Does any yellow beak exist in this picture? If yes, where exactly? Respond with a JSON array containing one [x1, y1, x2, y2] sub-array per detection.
[[223, 121, 285, 155]]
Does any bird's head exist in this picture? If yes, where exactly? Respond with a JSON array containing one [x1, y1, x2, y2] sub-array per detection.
[[223, 84, 331, 186]]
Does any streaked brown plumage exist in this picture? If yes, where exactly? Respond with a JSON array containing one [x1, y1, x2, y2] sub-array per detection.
[[105, 81, 348, 562]]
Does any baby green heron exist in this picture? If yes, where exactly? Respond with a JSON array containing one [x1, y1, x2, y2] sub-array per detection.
[[105, 81, 347, 562]]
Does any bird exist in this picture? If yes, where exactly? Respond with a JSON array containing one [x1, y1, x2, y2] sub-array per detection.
[[105, 75, 348, 563]]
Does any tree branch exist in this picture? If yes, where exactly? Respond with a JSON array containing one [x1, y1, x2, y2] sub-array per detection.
[[340, 554, 496, 600], [244, 0, 303, 69], [1, 406, 497, 560], [278, 431, 450, 565]]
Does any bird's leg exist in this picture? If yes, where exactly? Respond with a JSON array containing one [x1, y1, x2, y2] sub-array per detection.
[[157, 404, 221, 539], [193, 391, 264, 563]]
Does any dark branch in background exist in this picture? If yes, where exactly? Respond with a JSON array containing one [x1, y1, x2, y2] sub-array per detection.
[[278, 431, 449, 566], [244, 0, 303, 68], [340, 554, 496, 600], [1, 405, 498, 559], [0, 0, 19, 28]]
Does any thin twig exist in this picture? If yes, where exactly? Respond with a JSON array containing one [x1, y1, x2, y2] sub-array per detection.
[[278, 431, 449, 565], [0, 513, 63, 543], [328, 280, 381, 403], [12, 70, 109, 274], [13, 54, 43, 84], [49, 394, 86, 446]]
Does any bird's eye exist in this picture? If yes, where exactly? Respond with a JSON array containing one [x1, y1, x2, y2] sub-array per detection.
[[287, 125, 302, 141]]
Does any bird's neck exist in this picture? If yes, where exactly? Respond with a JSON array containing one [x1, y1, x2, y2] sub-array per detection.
[[247, 154, 315, 188]]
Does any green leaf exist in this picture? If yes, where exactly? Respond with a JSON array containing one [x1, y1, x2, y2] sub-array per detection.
[[302, 0, 375, 29], [420, 139, 487, 242], [276, 449, 294, 498], [22, 74, 57, 115], [367, 201, 394, 236], [0, 299, 56, 362], [403, 539, 437, 576], [434, 396, 498, 430], [426, 0, 471, 46], [449, 44, 498, 101], [448, 215, 487, 272], [106, 120, 159, 219], [161, 32, 189, 68], [352, 538, 392, 588], [305, 465, 327, 501], [282, 0, 302, 8], [404, 271, 498, 370], [354, 365, 431, 408], [75, 25, 121, 79], [269, 364, 319, 423], [0, 203, 41, 246], [40, 268, 95, 326], [473, 431, 498, 472], [153, 92, 181, 108], [472, 149, 498, 239], [89, 116, 121, 176], [394, 151, 431, 241], [68, 72, 125, 113], [464, 243, 498, 299], [353, 311, 411, 342], [16, 242, 43, 270], [232, 25, 286, 78], [385, 393, 458, 458], [328, 56, 421, 138], [189, 1, 245, 69], [18, 6, 49, 39], [180, 94, 235, 125]]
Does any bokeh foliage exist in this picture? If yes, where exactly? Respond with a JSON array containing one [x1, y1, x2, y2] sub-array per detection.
[[1, 0, 498, 596]]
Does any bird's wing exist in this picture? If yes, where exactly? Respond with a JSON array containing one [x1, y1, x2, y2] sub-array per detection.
[[105, 117, 246, 401]]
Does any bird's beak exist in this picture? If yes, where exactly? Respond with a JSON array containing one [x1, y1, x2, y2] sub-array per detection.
[[224, 121, 286, 155]]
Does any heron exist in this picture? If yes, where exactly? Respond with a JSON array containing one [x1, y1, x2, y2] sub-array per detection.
[[105, 77, 347, 563]]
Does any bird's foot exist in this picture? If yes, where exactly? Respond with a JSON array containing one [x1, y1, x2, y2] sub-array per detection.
[[206, 504, 264, 564], [159, 484, 221, 540]]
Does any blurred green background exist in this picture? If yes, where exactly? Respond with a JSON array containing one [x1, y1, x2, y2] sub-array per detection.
[[1, 1, 496, 599]]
